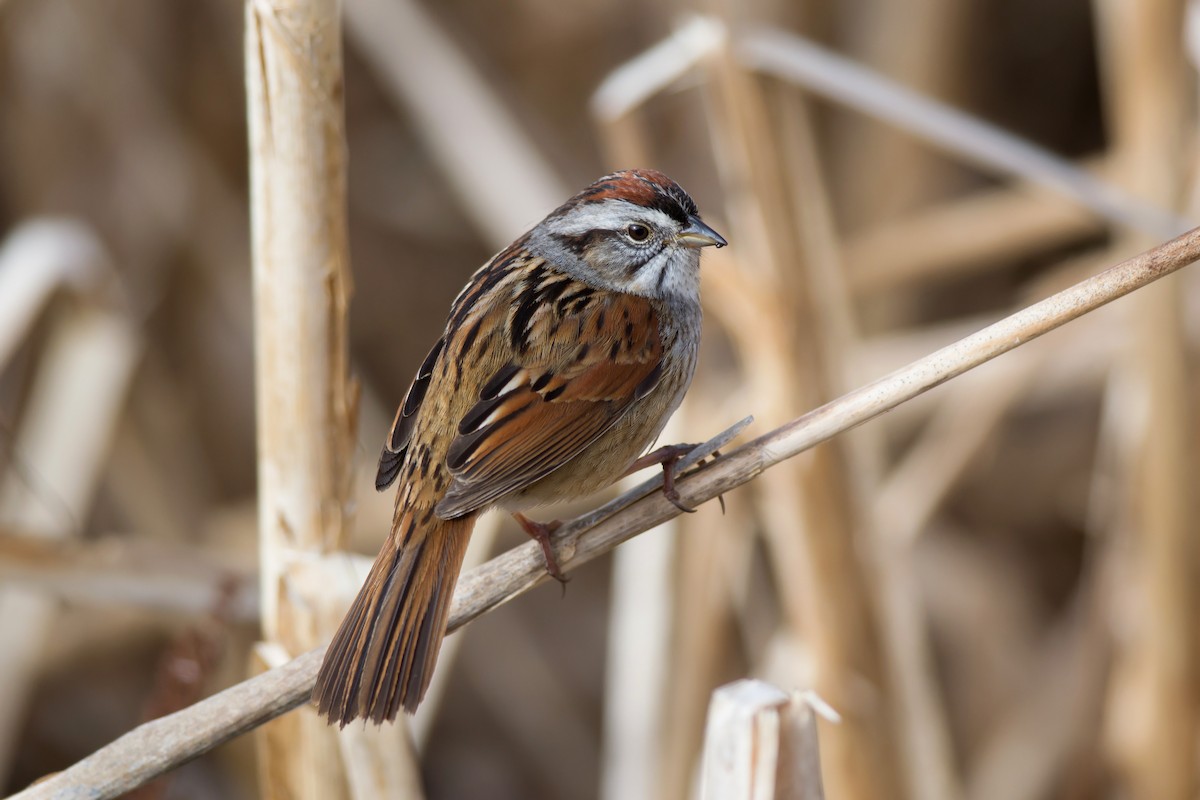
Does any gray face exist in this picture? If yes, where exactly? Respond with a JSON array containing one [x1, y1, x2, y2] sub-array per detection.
[[527, 199, 718, 303]]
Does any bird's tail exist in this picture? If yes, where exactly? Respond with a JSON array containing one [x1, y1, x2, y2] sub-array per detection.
[[314, 504, 475, 726]]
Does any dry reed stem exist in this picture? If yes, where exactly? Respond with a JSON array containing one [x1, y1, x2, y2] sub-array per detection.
[[704, 43, 903, 800], [875, 350, 1047, 549], [246, 0, 356, 641], [740, 26, 1190, 238], [654, 410, 755, 800], [590, 16, 723, 122], [0, 312, 140, 784], [1094, 2, 1199, 797], [462, 609, 600, 797], [782, 81, 962, 800], [599, 424, 681, 800], [10, 227, 1200, 800], [0, 533, 257, 620], [38, 4, 256, 373], [0, 311, 139, 540], [861, 331, 993, 800], [104, 377, 212, 547], [844, 173, 1107, 295], [966, 564, 1110, 800], [245, 0, 389, 796], [0, 221, 108, 372], [0, 222, 137, 785], [699, 681, 828, 800], [335, 718, 424, 799], [833, 0, 967, 227], [343, 0, 567, 247]]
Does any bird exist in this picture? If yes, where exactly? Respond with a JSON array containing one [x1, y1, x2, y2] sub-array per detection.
[[313, 168, 726, 726]]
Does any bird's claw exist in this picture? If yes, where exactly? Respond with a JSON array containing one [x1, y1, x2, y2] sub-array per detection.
[[512, 512, 570, 589], [663, 484, 696, 514], [629, 442, 731, 515]]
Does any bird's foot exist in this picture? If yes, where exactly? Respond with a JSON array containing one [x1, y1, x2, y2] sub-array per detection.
[[512, 512, 569, 586], [626, 442, 707, 513]]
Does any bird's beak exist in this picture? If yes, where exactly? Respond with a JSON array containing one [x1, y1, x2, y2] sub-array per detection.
[[678, 215, 728, 249]]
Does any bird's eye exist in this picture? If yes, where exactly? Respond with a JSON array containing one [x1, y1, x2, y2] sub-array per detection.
[[626, 223, 651, 242]]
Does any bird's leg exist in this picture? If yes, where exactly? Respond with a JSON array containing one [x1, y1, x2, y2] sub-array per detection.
[[626, 443, 703, 513], [512, 512, 569, 585]]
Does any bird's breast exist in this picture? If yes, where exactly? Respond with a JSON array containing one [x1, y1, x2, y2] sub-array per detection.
[[503, 306, 701, 509]]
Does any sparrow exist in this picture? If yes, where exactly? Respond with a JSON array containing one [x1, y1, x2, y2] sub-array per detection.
[[313, 169, 726, 725]]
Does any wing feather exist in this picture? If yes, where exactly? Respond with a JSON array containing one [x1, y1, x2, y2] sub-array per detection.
[[376, 337, 445, 490], [435, 293, 663, 518]]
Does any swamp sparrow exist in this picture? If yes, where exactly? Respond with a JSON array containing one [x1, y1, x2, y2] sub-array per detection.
[[314, 169, 726, 725]]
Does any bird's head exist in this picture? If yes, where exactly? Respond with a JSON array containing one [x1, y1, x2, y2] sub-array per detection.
[[528, 169, 726, 301]]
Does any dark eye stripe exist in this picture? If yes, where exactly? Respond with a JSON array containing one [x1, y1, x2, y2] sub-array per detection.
[[554, 230, 607, 255]]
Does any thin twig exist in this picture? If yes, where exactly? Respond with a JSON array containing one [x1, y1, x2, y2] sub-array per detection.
[[10, 226, 1200, 800]]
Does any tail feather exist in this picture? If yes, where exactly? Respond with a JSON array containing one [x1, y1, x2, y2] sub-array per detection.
[[314, 507, 474, 726]]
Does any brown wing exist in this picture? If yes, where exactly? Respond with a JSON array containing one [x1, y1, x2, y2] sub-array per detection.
[[376, 337, 445, 491], [434, 292, 663, 518]]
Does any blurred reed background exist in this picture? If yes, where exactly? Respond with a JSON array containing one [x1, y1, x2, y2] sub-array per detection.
[[1, 0, 1198, 798]]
